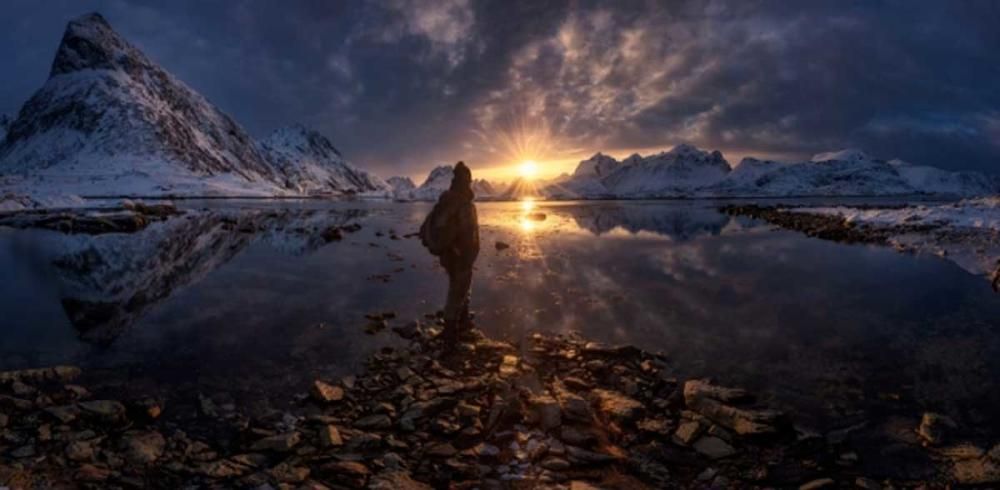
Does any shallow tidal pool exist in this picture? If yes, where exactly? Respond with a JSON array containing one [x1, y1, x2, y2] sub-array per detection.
[[2, 198, 999, 433]]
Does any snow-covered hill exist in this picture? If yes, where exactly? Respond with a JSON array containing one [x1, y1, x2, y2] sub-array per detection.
[[258, 125, 389, 196], [889, 159, 999, 196], [542, 146, 998, 199]]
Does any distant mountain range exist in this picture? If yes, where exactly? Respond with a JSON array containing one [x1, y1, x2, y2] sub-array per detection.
[[0, 13, 995, 208], [397, 145, 999, 201]]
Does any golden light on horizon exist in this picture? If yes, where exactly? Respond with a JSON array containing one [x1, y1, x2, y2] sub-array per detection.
[[518, 160, 540, 180]]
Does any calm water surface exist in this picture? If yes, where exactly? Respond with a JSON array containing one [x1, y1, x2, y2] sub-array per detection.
[[2, 199, 998, 431]]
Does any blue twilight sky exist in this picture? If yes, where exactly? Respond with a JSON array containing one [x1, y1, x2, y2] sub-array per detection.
[[1, 0, 998, 179]]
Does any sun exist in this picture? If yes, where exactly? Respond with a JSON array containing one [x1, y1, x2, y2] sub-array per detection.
[[518, 160, 539, 180]]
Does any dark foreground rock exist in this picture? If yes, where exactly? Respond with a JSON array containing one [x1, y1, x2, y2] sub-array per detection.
[[2, 324, 991, 488]]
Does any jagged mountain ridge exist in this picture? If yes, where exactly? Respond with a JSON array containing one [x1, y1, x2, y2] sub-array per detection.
[[544, 145, 999, 199], [0, 13, 383, 198], [386, 176, 416, 195], [258, 125, 388, 195], [403, 165, 498, 201]]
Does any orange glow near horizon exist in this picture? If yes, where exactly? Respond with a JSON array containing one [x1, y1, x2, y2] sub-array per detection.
[[518, 160, 539, 180]]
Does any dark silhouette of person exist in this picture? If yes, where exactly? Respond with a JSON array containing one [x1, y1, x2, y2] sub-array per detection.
[[420, 161, 480, 350]]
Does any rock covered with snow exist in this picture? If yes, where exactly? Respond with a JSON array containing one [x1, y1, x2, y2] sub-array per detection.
[[258, 125, 388, 195]]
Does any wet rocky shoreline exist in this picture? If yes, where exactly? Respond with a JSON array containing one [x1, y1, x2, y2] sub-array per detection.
[[721, 204, 1000, 290], [3, 316, 999, 489]]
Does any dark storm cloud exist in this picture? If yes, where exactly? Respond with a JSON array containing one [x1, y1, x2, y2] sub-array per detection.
[[0, 0, 998, 177]]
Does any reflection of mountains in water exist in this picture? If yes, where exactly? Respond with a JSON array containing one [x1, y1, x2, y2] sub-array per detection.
[[48, 208, 367, 344], [565, 204, 733, 240]]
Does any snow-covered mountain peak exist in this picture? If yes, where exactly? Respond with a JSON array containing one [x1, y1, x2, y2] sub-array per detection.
[[811, 148, 871, 163], [573, 153, 620, 177], [0, 12, 286, 196], [423, 165, 455, 186], [51, 13, 137, 77], [387, 176, 415, 194], [655, 144, 729, 168]]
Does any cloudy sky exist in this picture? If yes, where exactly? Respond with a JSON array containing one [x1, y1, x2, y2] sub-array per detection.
[[1, 0, 998, 180]]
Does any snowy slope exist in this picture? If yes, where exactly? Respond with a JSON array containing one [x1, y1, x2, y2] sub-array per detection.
[[602, 144, 731, 197], [258, 125, 389, 196], [889, 159, 999, 196], [541, 147, 997, 200], [572, 153, 621, 178], [0, 13, 293, 198], [709, 151, 913, 196], [387, 176, 416, 196], [790, 198, 1000, 281], [543, 145, 731, 198]]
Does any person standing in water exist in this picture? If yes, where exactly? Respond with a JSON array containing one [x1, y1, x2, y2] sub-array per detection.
[[420, 161, 480, 351]]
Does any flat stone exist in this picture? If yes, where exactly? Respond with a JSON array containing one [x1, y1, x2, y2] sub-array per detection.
[[683, 379, 750, 403], [44, 405, 80, 423], [560, 426, 596, 446], [269, 463, 311, 483], [953, 458, 1000, 484], [692, 436, 736, 460], [799, 478, 835, 490], [9, 445, 36, 458], [527, 394, 562, 430], [540, 457, 571, 471], [685, 395, 779, 436], [916, 412, 956, 445], [319, 424, 344, 447], [854, 477, 881, 490], [120, 430, 166, 464], [590, 389, 644, 424], [673, 421, 703, 446], [66, 441, 95, 462], [355, 414, 392, 429], [369, 471, 434, 490], [426, 442, 457, 457], [74, 464, 110, 482], [553, 382, 592, 422], [321, 461, 370, 487], [312, 380, 344, 403], [250, 431, 301, 452], [565, 445, 617, 464], [78, 400, 126, 421]]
